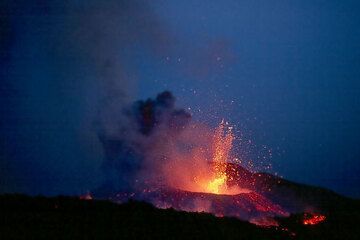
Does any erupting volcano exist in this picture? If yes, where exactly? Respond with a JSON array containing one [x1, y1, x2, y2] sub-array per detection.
[[3, 0, 360, 238], [93, 91, 350, 230], [95, 91, 295, 225]]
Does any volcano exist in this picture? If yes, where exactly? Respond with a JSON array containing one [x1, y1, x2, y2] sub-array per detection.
[[97, 161, 343, 226], [93, 92, 338, 226], [84, 91, 360, 238], [3, 110, 360, 238], [103, 162, 287, 225]]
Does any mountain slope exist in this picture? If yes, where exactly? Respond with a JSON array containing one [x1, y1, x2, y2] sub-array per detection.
[[1, 192, 359, 239], [0, 194, 286, 240]]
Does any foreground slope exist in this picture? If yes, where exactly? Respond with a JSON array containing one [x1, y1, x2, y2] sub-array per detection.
[[1, 193, 360, 239], [0, 194, 285, 240]]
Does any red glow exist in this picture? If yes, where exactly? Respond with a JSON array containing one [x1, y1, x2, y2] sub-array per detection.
[[303, 213, 326, 225]]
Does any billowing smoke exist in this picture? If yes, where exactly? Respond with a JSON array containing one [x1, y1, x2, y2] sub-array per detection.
[[96, 90, 213, 194]]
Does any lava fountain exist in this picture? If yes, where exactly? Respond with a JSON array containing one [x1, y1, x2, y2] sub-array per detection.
[[191, 120, 248, 195], [206, 120, 234, 194]]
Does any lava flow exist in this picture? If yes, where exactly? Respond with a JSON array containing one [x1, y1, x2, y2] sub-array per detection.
[[302, 213, 326, 225]]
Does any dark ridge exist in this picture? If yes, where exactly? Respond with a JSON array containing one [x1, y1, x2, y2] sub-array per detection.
[[0, 194, 286, 240], [1, 194, 360, 239]]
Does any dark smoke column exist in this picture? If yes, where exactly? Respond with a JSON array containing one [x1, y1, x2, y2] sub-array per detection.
[[96, 91, 191, 196]]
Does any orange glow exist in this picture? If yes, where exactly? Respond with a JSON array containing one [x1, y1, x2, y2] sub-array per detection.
[[205, 120, 234, 194], [206, 175, 226, 194], [189, 120, 249, 195], [303, 213, 326, 225], [161, 119, 250, 195]]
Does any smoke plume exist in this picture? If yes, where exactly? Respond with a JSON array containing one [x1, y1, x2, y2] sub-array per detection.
[[95, 90, 237, 197]]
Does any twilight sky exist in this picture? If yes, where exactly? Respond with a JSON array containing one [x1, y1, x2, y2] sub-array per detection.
[[1, 0, 360, 197]]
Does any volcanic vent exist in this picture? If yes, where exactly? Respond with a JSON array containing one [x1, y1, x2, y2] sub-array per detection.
[[94, 91, 307, 224]]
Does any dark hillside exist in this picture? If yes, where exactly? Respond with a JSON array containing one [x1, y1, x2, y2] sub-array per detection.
[[0, 194, 285, 240], [1, 194, 359, 239]]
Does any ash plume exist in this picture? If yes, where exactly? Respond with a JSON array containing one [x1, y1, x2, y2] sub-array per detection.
[[96, 91, 192, 193]]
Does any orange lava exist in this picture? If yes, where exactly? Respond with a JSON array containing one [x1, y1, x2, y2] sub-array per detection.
[[303, 213, 326, 225]]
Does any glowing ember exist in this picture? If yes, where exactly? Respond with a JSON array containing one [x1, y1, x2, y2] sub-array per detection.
[[303, 213, 326, 225]]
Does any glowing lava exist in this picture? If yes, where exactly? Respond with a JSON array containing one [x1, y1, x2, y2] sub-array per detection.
[[303, 213, 326, 225], [204, 120, 236, 194], [206, 175, 226, 194]]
